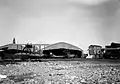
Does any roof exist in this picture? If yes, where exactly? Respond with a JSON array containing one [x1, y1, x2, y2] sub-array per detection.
[[43, 42, 83, 51], [89, 45, 102, 48], [0, 44, 24, 50], [111, 42, 120, 48]]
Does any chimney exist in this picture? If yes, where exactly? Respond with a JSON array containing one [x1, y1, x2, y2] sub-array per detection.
[[13, 38, 16, 44]]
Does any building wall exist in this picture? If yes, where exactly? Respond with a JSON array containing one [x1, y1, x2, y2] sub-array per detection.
[[88, 45, 103, 59]]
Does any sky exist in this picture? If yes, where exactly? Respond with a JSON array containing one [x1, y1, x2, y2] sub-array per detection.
[[0, 0, 120, 50]]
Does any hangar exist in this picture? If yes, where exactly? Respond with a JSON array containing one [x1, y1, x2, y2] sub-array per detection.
[[43, 42, 83, 58]]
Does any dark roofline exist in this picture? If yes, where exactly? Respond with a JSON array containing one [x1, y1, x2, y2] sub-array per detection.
[[89, 45, 102, 47], [21, 43, 50, 45]]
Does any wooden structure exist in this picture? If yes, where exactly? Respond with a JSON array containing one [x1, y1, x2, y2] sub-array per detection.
[[88, 45, 103, 59]]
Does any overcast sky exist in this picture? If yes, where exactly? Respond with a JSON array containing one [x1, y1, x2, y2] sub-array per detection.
[[0, 0, 120, 50]]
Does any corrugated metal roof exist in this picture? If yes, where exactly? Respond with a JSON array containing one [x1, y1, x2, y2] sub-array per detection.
[[0, 44, 23, 50], [44, 42, 83, 51]]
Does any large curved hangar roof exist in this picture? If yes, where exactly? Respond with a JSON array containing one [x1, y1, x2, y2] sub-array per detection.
[[44, 42, 83, 51]]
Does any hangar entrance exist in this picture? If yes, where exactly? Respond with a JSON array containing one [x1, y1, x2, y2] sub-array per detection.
[[43, 48, 82, 58]]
